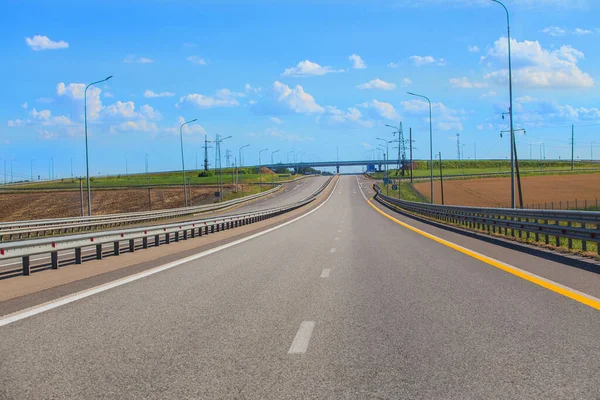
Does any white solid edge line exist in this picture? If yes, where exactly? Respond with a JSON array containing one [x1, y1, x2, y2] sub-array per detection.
[[320, 269, 330, 278], [0, 177, 341, 328], [355, 175, 600, 305], [288, 321, 316, 354]]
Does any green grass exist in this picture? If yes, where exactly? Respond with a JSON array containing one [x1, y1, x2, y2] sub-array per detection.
[[11, 170, 302, 190], [377, 182, 425, 203]]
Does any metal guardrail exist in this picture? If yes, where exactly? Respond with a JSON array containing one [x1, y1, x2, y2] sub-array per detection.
[[373, 184, 600, 255], [0, 185, 285, 241], [0, 176, 335, 276]]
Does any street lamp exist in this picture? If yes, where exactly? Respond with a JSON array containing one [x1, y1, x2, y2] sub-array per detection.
[[216, 135, 232, 201], [10, 159, 15, 183], [491, 0, 516, 208], [271, 149, 280, 165], [179, 118, 198, 206], [259, 148, 269, 191], [408, 91, 434, 204], [84, 75, 113, 216], [70, 157, 75, 178], [30, 159, 35, 182], [287, 150, 294, 164], [376, 137, 389, 191]]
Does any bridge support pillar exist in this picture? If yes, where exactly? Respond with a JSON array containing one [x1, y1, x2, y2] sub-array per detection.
[[336, 165, 339, 173]]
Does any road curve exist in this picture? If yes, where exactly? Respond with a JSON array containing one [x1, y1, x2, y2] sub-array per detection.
[[0, 175, 598, 399]]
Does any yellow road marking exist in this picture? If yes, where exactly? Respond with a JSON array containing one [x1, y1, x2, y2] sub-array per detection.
[[366, 197, 600, 311]]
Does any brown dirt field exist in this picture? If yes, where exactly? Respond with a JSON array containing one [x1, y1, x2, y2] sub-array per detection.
[[413, 174, 600, 208], [0, 185, 242, 222]]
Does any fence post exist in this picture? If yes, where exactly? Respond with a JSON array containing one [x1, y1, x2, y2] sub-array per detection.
[[75, 247, 82, 264], [22, 256, 30, 276], [51, 251, 58, 269]]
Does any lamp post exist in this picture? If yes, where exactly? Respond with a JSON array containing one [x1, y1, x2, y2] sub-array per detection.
[[10, 159, 15, 183], [491, 0, 516, 208], [271, 149, 279, 166], [239, 144, 250, 196], [216, 135, 232, 201], [70, 157, 75, 178], [259, 148, 269, 191], [408, 91, 434, 204], [376, 137, 389, 189], [84, 75, 113, 216], [179, 118, 198, 207], [287, 150, 294, 164], [30, 159, 34, 182]]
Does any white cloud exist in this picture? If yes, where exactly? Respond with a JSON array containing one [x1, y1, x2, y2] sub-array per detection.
[[25, 35, 69, 51], [251, 128, 314, 142], [22, 102, 28, 109], [271, 81, 324, 113], [144, 90, 175, 98], [270, 117, 282, 124], [103, 92, 114, 98], [245, 83, 261, 93], [176, 88, 241, 109], [401, 99, 464, 131], [317, 106, 373, 129], [102, 101, 161, 121], [541, 26, 594, 36], [110, 120, 159, 134], [187, 56, 207, 65], [468, 45, 480, 53], [349, 54, 367, 69], [176, 116, 206, 135], [541, 26, 566, 36], [387, 62, 400, 69], [482, 37, 594, 88], [480, 90, 497, 98], [512, 98, 600, 126], [36, 97, 54, 103], [574, 28, 593, 35], [124, 55, 154, 64], [357, 78, 396, 91], [410, 55, 446, 66], [37, 129, 57, 140], [30, 108, 51, 121], [358, 100, 399, 120], [282, 60, 343, 77], [449, 77, 488, 89], [8, 119, 27, 128]]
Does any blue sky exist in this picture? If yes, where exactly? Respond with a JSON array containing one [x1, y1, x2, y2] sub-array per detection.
[[2, 0, 599, 180]]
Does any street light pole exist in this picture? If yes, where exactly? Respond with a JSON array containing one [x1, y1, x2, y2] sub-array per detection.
[[179, 118, 198, 207], [259, 148, 269, 192], [408, 91, 434, 204], [30, 159, 34, 182], [377, 137, 389, 194], [491, 0, 516, 208], [84, 75, 113, 215], [216, 135, 232, 202], [239, 144, 250, 197], [271, 149, 279, 166]]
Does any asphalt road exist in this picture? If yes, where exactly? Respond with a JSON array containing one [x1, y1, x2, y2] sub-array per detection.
[[1, 175, 599, 399], [0, 176, 327, 273]]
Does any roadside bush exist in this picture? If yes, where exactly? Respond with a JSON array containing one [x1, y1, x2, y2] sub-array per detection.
[[198, 170, 214, 177]]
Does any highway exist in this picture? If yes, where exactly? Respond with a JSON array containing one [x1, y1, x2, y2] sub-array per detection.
[[1, 175, 599, 399], [0, 176, 327, 274]]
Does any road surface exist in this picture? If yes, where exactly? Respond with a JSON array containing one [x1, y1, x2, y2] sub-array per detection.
[[1, 175, 599, 399]]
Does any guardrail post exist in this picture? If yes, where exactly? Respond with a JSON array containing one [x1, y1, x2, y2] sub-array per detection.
[[567, 222, 573, 249], [75, 247, 82, 264], [114, 242, 120, 256], [211, 225, 215, 233], [190, 228, 195, 238], [51, 251, 58, 269], [22, 256, 30, 276], [166, 233, 171, 244], [183, 230, 188, 240], [143, 237, 148, 249], [155, 235, 160, 246], [96, 244, 103, 259], [175, 232, 179, 242], [129, 239, 135, 253], [199, 227, 203, 237]]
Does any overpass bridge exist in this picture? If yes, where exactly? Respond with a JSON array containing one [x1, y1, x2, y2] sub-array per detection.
[[259, 159, 399, 173]]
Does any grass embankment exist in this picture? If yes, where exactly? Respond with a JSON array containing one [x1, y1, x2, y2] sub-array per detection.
[[221, 184, 271, 201], [371, 160, 599, 180], [376, 182, 425, 203], [11, 170, 301, 190]]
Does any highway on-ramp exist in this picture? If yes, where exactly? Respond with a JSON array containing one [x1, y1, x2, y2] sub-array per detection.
[[1, 175, 599, 399]]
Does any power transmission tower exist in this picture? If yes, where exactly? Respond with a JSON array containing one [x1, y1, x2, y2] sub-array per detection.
[[456, 134, 461, 160], [202, 135, 213, 171], [225, 150, 232, 168]]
